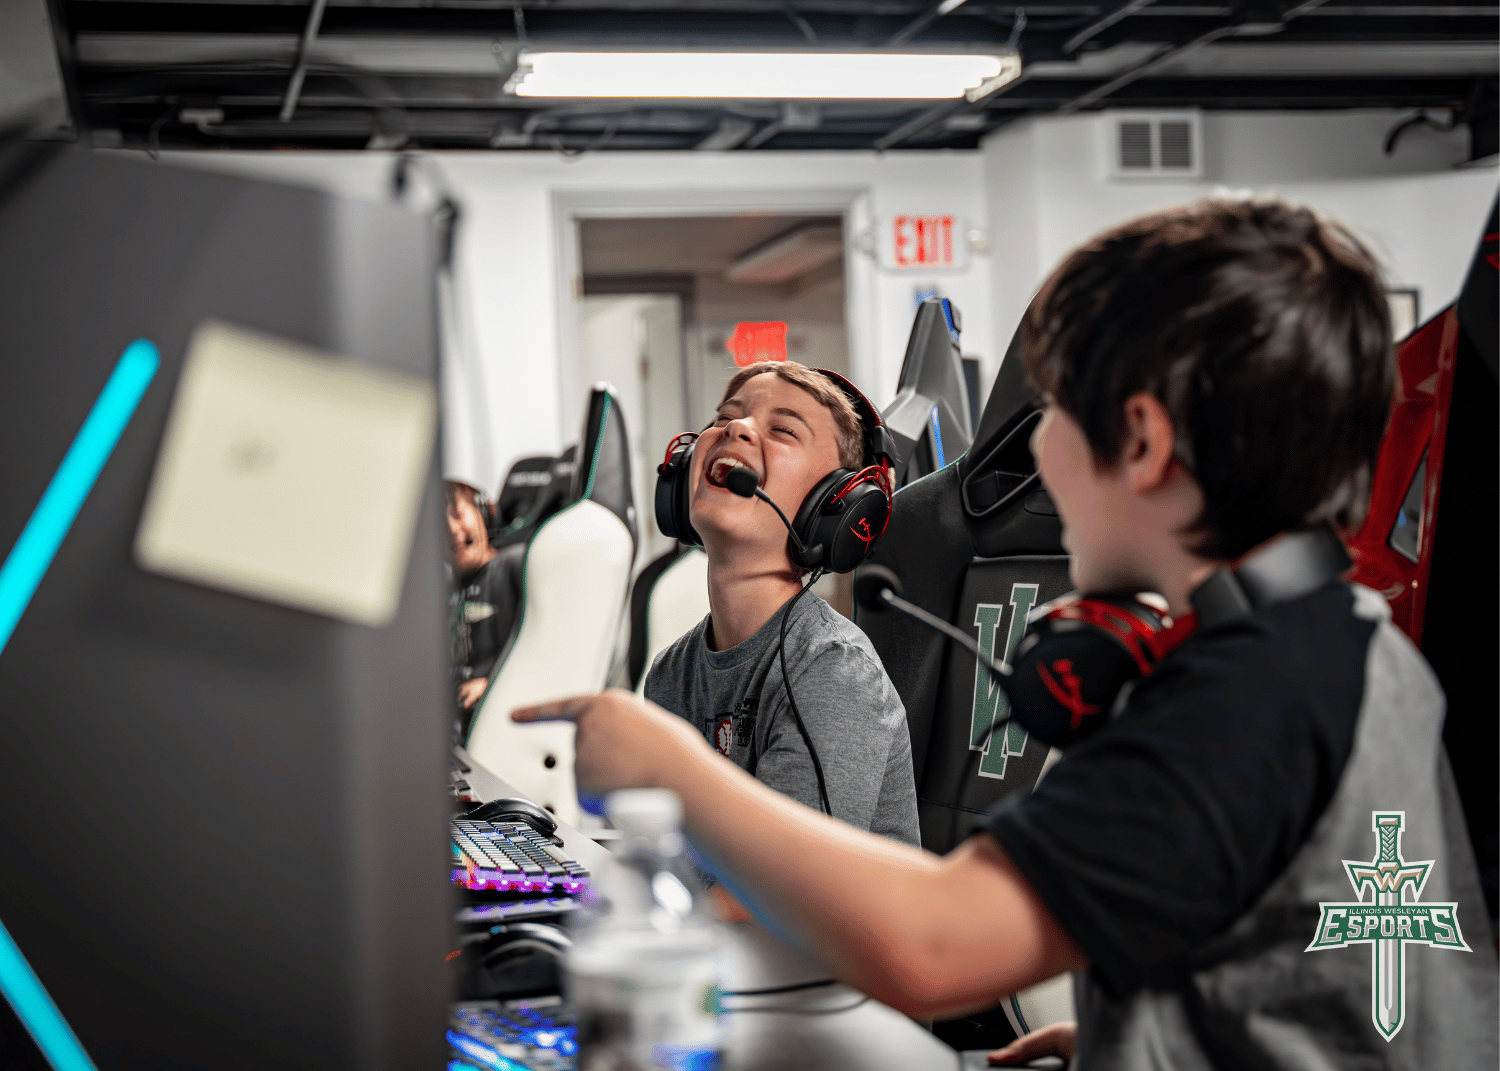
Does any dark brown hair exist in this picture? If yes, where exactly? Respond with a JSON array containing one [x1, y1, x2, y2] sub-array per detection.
[[719, 361, 864, 470], [1022, 198, 1394, 560]]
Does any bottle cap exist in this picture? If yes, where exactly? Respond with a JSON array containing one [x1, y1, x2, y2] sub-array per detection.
[[605, 788, 682, 835]]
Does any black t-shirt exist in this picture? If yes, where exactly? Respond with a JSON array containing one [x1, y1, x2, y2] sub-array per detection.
[[449, 543, 524, 684], [981, 582, 1375, 998]]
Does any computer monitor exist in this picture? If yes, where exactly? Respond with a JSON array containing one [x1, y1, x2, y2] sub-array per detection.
[[881, 298, 974, 487], [0, 147, 449, 1069]]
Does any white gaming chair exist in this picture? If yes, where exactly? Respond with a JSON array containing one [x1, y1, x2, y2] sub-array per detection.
[[466, 385, 638, 827], [628, 546, 710, 696]]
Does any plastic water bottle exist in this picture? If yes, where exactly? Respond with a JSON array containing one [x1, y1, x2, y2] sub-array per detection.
[[567, 789, 725, 1071]]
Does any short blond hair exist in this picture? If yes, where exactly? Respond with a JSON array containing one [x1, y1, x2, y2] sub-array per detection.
[[719, 362, 864, 470]]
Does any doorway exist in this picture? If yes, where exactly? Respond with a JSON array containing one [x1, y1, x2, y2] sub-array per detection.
[[575, 213, 854, 617]]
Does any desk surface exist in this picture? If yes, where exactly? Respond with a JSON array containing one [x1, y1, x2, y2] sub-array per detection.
[[453, 746, 962, 1071]]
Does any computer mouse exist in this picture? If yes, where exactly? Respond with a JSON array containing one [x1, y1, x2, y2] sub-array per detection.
[[467, 797, 559, 837]]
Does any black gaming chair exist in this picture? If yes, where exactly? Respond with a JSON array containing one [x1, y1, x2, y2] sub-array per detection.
[[882, 298, 974, 488], [491, 446, 578, 549], [1355, 201, 1498, 926], [857, 326, 1075, 1045], [626, 543, 709, 690], [860, 329, 1070, 855], [1424, 203, 1498, 926], [494, 454, 555, 531]]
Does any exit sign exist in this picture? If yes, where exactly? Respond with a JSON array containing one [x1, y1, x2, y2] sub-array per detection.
[[882, 215, 965, 270]]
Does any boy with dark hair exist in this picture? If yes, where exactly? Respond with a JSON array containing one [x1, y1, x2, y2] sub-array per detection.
[[446, 480, 522, 720], [644, 360, 919, 846], [515, 201, 1497, 1068]]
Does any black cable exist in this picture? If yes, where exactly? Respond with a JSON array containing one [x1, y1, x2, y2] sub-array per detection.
[[720, 978, 837, 997], [777, 573, 834, 819], [868, 582, 1019, 769]]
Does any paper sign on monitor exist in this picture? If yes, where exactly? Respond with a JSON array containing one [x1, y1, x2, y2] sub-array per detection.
[[136, 321, 435, 626]]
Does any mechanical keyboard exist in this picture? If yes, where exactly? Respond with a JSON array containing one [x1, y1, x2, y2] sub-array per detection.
[[451, 818, 590, 894], [448, 998, 577, 1070]]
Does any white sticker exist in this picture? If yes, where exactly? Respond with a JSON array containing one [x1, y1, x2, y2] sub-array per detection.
[[136, 321, 435, 626]]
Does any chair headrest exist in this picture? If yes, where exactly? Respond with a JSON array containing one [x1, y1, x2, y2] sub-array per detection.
[[971, 316, 1033, 457], [490, 446, 580, 548], [957, 309, 1044, 516], [881, 298, 975, 485], [497, 454, 558, 526], [571, 384, 638, 547]]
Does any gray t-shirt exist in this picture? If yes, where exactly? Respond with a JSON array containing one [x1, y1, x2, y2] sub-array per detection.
[[644, 592, 920, 846]]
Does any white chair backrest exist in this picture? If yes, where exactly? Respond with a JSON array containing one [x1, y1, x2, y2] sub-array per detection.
[[635, 548, 709, 696], [466, 497, 634, 826]]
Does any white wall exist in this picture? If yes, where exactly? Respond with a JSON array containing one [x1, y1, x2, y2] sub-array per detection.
[[151, 112, 1495, 492], [579, 293, 684, 565], [157, 149, 994, 494], [981, 111, 1499, 362]]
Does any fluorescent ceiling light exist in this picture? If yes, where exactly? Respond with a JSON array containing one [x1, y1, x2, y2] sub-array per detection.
[[510, 51, 1013, 100]]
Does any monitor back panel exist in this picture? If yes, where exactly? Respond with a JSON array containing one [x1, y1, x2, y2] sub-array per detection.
[[0, 149, 450, 1070]]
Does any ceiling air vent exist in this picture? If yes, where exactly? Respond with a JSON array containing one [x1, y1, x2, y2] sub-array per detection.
[[1105, 112, 1202, 180]]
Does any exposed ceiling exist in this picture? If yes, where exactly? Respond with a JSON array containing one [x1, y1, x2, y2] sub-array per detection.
[[580, 214, 841, 275], [31, 0, 1500, 152]]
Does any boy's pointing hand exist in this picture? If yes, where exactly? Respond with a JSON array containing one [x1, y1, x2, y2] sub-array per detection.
[[512, 689, 708, 804]]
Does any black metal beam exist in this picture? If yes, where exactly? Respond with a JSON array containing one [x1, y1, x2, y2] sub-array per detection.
[[59, 0, 1500, 152], [278, 0, 327, 120], [1062, 0, 1158, 52]]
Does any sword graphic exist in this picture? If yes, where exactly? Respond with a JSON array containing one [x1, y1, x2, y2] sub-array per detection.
[[1311, 810, 1463, 1042], [1346, 814, 1429, 1038]]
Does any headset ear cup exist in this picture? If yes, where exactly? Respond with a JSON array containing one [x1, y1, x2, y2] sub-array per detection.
[[654, 461, 680, 539], [654, 438, 703, 548], [674, 457, 701, 547], [814, 480, 890, 573], [789, 470, 846, 570]]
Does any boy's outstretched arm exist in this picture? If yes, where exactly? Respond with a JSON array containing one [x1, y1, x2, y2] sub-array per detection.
[[513, 689, 1087, 1019]]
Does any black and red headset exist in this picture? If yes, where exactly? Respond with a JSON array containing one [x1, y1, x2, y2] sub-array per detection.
[[858, 523, 1352, 749], [655, 369, 900, 575], [1005, 524, 1352, 745]]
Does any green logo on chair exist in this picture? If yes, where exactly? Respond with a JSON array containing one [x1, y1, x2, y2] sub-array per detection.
[[970, 584, 1038, 779]]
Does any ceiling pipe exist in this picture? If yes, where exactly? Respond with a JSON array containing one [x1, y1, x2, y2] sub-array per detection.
[[1055, 0, 1334, 113], [876, 10, 1027, 149], [696, 115, 755, 150], [1056, 21, 1237, 112], [874, 71, 1034, 150], [1062, 0, 1159, 54], [885, 0, 972, 48], [782, 4, 818, 42], [279, 0, 329, 122]]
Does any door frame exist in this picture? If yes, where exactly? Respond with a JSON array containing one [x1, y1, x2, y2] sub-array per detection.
[[551, 185, 876, 444]]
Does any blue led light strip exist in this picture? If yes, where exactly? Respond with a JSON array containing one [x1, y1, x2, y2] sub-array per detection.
[[0, 338, 159, 1071], [929, 404, 946, 470], [0, 340, 158, 657]]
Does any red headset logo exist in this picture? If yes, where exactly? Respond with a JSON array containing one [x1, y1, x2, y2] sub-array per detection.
[[1036, 658, 1099, 728], [850, 516, 876, 548]]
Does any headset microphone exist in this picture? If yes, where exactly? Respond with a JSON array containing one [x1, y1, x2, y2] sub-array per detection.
[[857, 524, 1352, 750], [724, 467, 825, 568], [854, 566, 1011, 685], [856, 565, 1178, 750]]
